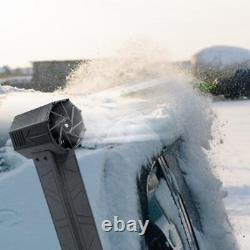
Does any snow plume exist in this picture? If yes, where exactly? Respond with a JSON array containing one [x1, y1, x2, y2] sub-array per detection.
[[65, 40, 178, 94], [73, 76, 237, 249]]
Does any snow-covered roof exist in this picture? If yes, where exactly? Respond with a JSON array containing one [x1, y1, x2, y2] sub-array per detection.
[[192, 46, 250, 70]]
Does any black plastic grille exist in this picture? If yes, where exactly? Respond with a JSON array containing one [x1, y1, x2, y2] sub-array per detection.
[[11, 130, 25, 148]]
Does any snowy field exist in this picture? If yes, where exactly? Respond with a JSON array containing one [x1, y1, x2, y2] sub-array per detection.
[[211, 100, 250, 250]]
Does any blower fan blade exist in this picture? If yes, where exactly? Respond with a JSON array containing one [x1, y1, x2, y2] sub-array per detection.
[[49, 100, 85, 149]]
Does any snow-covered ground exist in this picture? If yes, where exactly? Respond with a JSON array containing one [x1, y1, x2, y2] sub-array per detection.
[[211, 100, 250, 250], [0, 76, 32, 85]]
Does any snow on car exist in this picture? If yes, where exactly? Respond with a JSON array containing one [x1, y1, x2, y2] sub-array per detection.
[[0, 76, 238, 249]]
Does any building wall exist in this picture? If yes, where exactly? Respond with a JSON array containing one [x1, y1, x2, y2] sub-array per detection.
[[31, 60, 84, 92]]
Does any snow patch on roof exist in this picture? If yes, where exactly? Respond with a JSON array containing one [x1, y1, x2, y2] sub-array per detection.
[[192, 46, 250, 70]]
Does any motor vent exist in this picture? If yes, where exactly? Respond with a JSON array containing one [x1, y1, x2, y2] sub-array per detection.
[[11, 130, 25, 149]]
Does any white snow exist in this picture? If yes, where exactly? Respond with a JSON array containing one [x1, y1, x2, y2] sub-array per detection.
[[0, 75, 239, 249], [0, 84, 31, 94], [211, 100, 250, 250]]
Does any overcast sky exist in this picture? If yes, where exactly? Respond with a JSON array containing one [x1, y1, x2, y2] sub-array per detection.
[[1, 0, 249, 67]]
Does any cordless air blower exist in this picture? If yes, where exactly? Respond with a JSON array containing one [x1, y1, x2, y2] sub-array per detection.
[[9, 99, 103, 250]]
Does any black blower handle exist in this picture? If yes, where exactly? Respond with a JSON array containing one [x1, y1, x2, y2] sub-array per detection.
[[34, 150, 103, 250]]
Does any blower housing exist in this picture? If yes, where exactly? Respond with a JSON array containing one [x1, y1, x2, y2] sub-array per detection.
[[9, 99, 102, 250], [9, 99, 84, 158]]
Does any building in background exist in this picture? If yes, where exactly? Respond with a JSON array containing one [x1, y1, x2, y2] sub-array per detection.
[[31, 60, 84, 91], [0, 60, 87, 92]]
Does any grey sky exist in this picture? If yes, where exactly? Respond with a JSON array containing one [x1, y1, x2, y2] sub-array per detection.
[[1, 0, 249, 66]]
